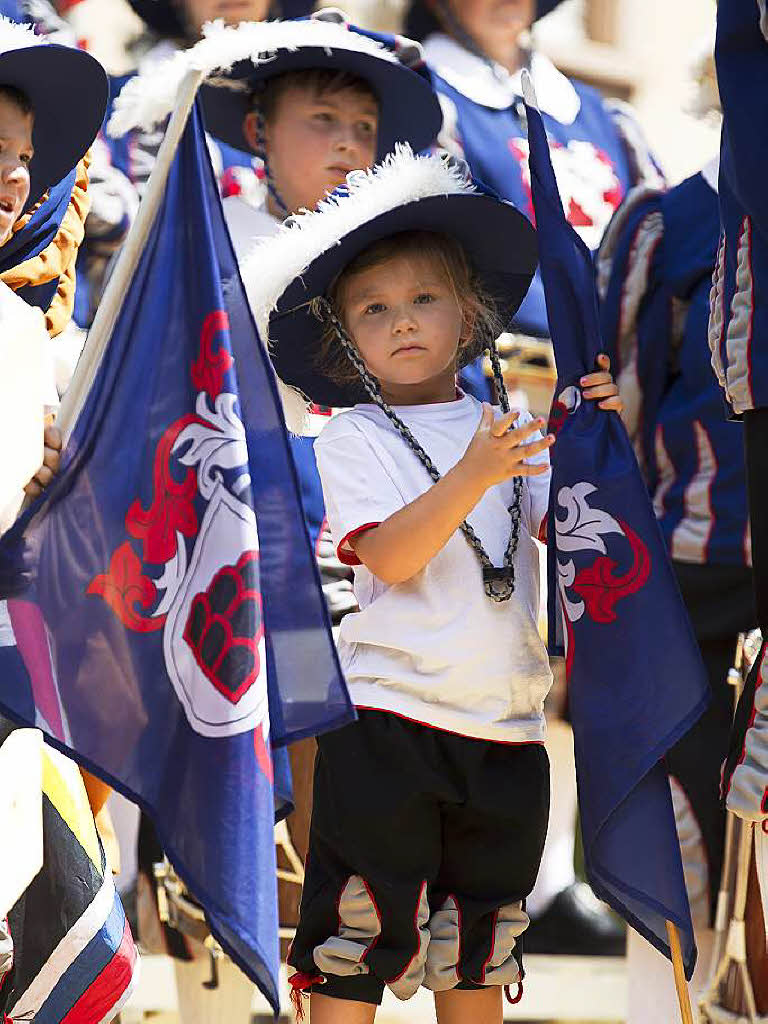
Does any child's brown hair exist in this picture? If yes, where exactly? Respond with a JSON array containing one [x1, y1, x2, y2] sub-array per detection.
[[254, 68, 377, 125], [0, 84, 33, 117], [316, 230, 502, 389]]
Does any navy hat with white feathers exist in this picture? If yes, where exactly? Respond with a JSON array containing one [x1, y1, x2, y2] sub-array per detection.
[[244, 144, 537, 409], [0, 17, 108, 205]]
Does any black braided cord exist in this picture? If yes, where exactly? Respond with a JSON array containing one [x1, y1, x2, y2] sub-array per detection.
[[311, 298, 525, 602], [253, 104, 289, 217]]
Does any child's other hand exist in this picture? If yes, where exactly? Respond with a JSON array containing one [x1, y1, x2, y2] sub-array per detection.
[[580, 353, 623, 413], [461, 403, 554, 491], [24, 425, 62, 497]]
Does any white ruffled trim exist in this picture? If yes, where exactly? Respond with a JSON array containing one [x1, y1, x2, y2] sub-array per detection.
[[108, 17, 396, 138], [242, 144, 475, 322], [0, 16, 47, 54]]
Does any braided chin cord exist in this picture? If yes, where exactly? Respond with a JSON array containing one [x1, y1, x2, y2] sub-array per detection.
[[311, 298, 524, 602], [253, 104, 289, 218]]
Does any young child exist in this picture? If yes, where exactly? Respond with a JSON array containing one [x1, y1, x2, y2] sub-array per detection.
[[402, 2, 663, 949], [249, 147, 622, 1023]]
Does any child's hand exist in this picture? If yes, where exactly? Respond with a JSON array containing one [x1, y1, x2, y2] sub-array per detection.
[[461, 404, 554, 491], [24, 425, 62, 498], [580, 353, 623, 413]]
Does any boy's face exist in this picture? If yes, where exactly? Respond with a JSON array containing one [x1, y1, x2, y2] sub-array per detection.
[[247, 83, 378, 216], [341, 252, 465, 400], [182, 0, 270, 32], [0, 95, 32, 247]]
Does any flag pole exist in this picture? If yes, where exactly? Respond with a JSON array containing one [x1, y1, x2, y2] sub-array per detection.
[[56, 66, 206, 444], [666, 920, 695, 1024]]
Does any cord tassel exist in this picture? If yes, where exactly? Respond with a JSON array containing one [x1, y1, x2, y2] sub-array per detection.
[[288, 972, 325, 1021], [505, 980, 524, 1004]]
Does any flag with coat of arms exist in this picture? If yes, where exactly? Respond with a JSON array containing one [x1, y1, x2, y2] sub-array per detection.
[[522, 74, 710, 978], [0, 92, 353, 1011]]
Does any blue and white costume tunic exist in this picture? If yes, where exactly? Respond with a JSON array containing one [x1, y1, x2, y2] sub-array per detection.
[[711, 0, 768, 838], [423, 33, 663, 342], [598, 163, 751, 569], [709, 0, 768, 416]]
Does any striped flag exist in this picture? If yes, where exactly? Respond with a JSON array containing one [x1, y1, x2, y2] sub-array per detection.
[[1, 742, 138, 1022]]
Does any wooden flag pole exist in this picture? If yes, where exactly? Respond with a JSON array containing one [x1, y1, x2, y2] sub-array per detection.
[[667, 921, 695, 1024], [56, 65, 206, 444]]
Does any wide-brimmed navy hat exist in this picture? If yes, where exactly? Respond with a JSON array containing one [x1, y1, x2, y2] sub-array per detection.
[[0, 19, 108, 205], [243, 146, 537, 408], [199, 12, 442, 162], [404, 0, 565, 42], [127, 0, 315, 38]]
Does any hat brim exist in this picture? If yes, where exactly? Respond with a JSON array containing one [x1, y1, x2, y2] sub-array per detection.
[[200, 47, 442, 162], [0, 45, 108, 205], [268, 192, 537, 407]]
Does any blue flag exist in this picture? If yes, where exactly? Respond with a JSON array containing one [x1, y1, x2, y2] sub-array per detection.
[[0, 100, 353, 1010], [523, 83, 710, 978]]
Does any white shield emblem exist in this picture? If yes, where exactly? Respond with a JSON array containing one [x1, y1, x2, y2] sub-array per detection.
[[163, 481, 268, 738]]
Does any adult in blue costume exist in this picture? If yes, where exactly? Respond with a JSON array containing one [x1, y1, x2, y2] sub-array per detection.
[[404, 0, 664, 956]]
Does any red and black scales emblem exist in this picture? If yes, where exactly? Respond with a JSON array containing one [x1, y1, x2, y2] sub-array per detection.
[[183, 550, 263, 706]]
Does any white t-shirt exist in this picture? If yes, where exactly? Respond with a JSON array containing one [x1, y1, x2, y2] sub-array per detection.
[[223, 194, 281, 256], [315, 391, 553, 744]]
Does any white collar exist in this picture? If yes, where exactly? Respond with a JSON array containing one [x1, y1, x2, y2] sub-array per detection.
[[423, 32, 581, 123]]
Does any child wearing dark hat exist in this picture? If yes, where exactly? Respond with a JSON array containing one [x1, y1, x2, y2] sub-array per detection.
[[249, 147, 622, 1023], [403, 0, 664, 954], [108, 0, 315, 206], [0, 15, 106, 520]]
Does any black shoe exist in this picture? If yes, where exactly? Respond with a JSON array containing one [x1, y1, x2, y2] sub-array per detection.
[[524, 882, 626, 956]]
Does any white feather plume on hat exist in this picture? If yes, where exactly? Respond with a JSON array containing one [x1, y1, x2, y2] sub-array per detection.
[[108, 16, 396, 138], [0, 16, 47, 55], [241, 144, 475, 327]]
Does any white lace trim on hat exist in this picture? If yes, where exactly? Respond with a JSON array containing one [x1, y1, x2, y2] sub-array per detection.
[[108, 16, 397, 138], [0, 16, 48, 55], [242, 144, 475, 322]]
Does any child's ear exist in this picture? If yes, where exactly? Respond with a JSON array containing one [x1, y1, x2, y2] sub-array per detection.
[[243, 111, 262, 155]]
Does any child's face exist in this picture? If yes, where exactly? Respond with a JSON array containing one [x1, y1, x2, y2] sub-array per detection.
[[447, 0, 535, 56], [182, 0, 269, 32], [246, 83, 378, 215], [341, 252, 465, 399], [0, 95, 32, 247]]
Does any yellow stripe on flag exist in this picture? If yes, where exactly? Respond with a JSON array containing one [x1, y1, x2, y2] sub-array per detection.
[[41, 747, 102, 873]]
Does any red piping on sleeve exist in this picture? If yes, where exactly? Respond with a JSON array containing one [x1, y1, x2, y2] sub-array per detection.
[[337, 523, 380, 566]]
